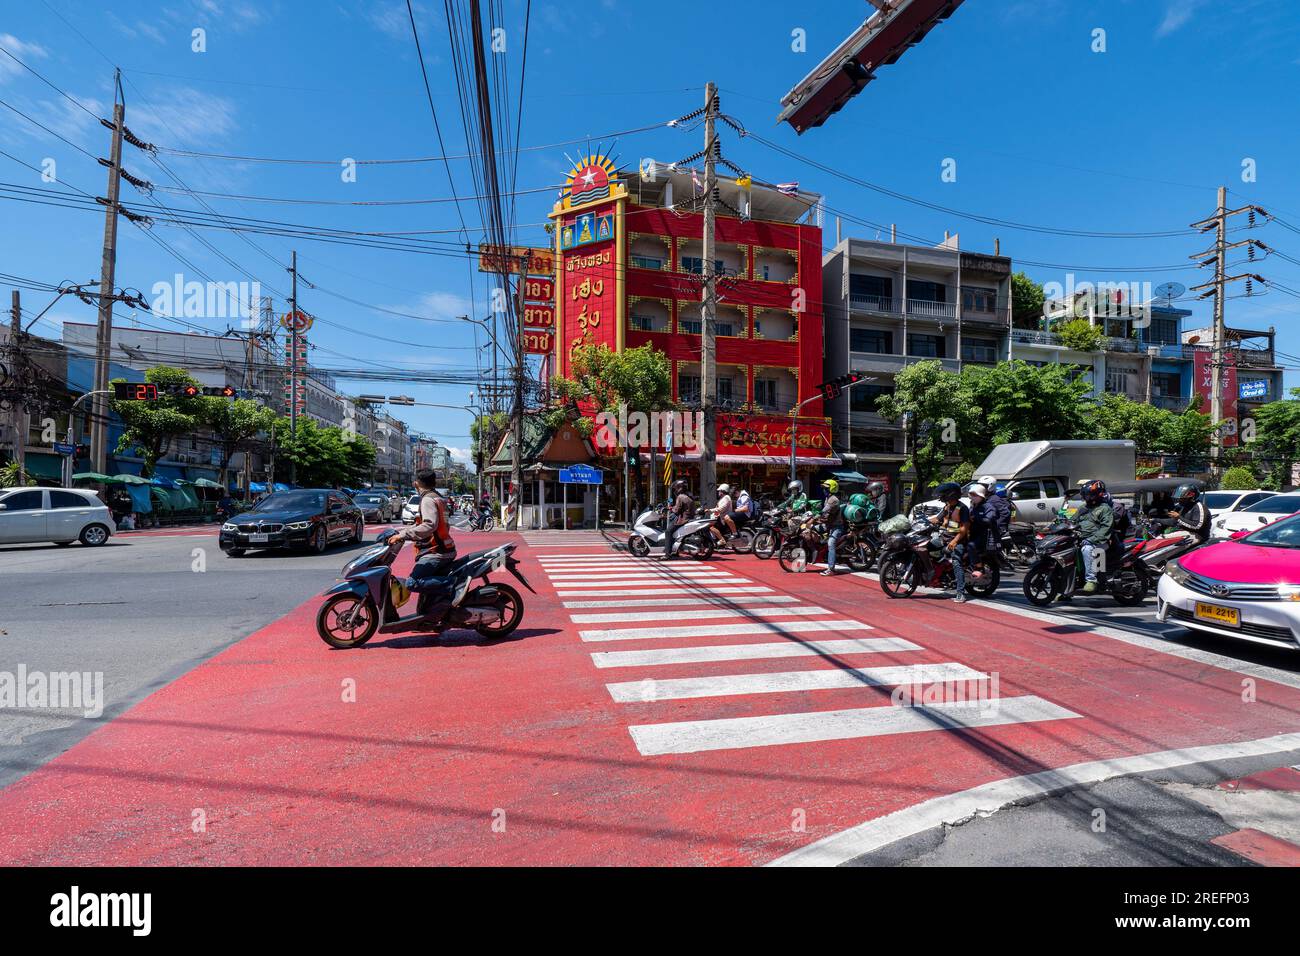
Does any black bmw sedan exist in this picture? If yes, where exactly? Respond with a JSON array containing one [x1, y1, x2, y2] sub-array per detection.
[[219, 489, 364, 557]]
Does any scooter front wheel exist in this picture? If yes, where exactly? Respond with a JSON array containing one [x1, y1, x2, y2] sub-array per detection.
[[1022, 564, 1060, 607], [627, 534, 650, 558], [752, 529, 778, 560], [316, 593, 379, 648]]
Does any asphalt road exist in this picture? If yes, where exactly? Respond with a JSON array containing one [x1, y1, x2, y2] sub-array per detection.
[[0, 526, 384, 789]]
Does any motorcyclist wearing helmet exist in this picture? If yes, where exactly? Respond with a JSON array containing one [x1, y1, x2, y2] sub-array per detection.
[[977, 475, 1011, 542], [817, 478, 844, 576], [710, 483, 737, 544], [734, 487, 755, 529], [778, 479, 809, 514], [865, 480, 888, 521], [1167, 481, 1210, 543], [930, 481, 972, 602], [663, 479, 693, 560], [966, 483, 999, 577], [1077, 479, 1113, 594]]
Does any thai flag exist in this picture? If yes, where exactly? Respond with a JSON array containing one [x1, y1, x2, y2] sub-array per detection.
[[691, 168, 702, 192], [775, 182, 799, 195]]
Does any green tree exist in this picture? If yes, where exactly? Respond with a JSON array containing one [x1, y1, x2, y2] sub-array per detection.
[[200, 397, 277, 490], [876, 360, 968, 496], [947, 461, 975, 484], [1219, 464, 1257, 490], [471, 411, 509, 469], [110, 366, 204, 477], [1159, 406, 1215, 471], [275, 417, 376, 488], [1249, 388, 1300, 488], [0, 459, 37, 486], [1011, 271, 1045, 329], [547, 343, 673, 438], [1055, 318, 1107, 352], [1094, 393, 1172, 451], [959, 360, 1096, 464]]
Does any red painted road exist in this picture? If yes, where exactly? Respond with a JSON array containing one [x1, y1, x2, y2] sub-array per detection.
[[1, 533, 1298, 865]]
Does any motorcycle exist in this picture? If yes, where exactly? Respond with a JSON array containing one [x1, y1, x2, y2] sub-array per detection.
[[466, 508, 493, 531], [777, 519, 874, 573], [1002, 521, 1038, 570], [877, 518, 1000, 599], [627, 504, 718, 560], [315, 529, 533, 648], [751, 508, 800, 560], [1021, 520, 1149, 607]]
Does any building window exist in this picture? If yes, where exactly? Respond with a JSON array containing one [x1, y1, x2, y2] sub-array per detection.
[[1150, 371, 1181, 397], [961, 338, 998, 363], [680, 318, 702, 335], [850, 383, 894, 412], [907, 279, 946, 303], [717, 322, 734, 337], [630, 255, 663, 270], [850, 274, 892, 299], [630, 314, 656, 332], [754, 378, 778, 408], [1105, 366, 1137, 393], [679, 375, 700, 404], [1147, 316, 1179, 346], [681, 256, 724, 276], [908, 333, 945, 358], [850, 328, 893, 354], [961, 286, 997, 313]]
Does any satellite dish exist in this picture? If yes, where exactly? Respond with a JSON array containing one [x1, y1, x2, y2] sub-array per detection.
[[1187, 334, 1201, 344], [1154, 282, 1186, 304]]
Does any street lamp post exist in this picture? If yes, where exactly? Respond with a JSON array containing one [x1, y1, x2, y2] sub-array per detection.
[[63, 389, 110, 487], [789, 377, 873, 482]]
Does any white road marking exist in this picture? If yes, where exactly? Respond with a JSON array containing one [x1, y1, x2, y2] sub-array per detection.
[[580, 618, 873, 643], [769, 731, 1300, 866], [546, 571, 738, 582], [571, 605, 834, 624], [608, 662, 986, 702], [552, 585, 774, 598], [590, 637, 923, 668], [553, 577, 749, 589], [629, 695, 1080, 756], [563, 595, 798, 609]]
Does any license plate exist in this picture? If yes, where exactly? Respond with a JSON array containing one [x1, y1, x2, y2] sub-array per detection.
[[1194, 601, 1240, 628], [249, 533, 269, 543]]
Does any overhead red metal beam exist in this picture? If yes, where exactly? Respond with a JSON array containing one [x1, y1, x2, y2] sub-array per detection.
[[778, 0, 967, 134]]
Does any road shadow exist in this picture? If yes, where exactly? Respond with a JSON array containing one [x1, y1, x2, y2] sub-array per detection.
[[350, 626, 561, 650]]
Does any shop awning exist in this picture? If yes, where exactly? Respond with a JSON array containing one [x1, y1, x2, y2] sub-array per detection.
[[23, 452, 64, 480], [831, 470, 869, 484], [674, 453, 842, 467]]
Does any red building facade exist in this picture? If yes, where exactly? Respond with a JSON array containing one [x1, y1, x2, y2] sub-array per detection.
[[546, 155, 836, 493]]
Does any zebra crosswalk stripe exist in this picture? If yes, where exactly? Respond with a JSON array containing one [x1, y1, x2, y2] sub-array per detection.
[[579, 618, 873, 643], [607, 662, 986, 702], [589, 637, 922, 668]]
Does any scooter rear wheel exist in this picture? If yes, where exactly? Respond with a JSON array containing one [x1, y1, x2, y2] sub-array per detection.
[[474, 583, 523, 638], [778, 543, 810, 573], [1110, 567, 1149, 606], [678, 532, 714, 560], [316, 594, 379, 648], [752, 529, 778, 560]]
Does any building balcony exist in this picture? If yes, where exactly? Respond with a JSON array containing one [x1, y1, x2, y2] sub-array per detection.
[[849, 294, 902, 316], [849, 352, 906, 374], [1150, 394, 1187, 411], [1011, 329, 1063, 347], [906, 299, 956, 320]]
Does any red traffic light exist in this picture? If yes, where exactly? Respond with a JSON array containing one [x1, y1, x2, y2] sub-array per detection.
[[182, 385, 200, 397]]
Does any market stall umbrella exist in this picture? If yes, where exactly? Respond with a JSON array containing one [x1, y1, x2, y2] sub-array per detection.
[[115, 474, 151, 485], [192, 478, 224, 489], [71, 472, 116, 483]]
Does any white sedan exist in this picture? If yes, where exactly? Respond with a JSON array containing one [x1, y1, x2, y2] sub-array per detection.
[[0, 486, 114, 546], [400, 495, 421, 524], [1211, 491, 1300, 540], [1202, 489, 1276, 520]]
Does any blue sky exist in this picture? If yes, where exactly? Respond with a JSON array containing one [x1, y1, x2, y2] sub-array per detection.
[[3, 0, 1300, 463]]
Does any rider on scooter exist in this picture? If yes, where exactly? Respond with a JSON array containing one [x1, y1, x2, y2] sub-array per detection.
[[930, 482, 972, 602], [1077, 480, 1113, 594], [966, 483, 999, 579], [710, 483, 737, 545], [662, 479, 693, 560], [397, 469, 457, 614]]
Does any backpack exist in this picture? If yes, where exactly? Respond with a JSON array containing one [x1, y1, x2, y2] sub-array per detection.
[[1110, 499, 1131, 537]]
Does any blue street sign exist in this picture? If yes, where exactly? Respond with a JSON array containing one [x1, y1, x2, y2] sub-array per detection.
[[1239, 379, 1268, 400], [559, 465, 603, 485], [53, 443, 76, 456]]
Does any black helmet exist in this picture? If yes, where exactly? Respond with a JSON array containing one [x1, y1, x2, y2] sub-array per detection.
[[671, 479, 687, 496], [786, 480, 803, 494], [935, 482, 961, 503], [867, 481, 885, 498], [1174, 481, 1200, 503], [1082, 479, 1106, 505]]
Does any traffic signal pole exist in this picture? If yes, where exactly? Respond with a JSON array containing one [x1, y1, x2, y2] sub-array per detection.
[[793, 375, 872, 482]]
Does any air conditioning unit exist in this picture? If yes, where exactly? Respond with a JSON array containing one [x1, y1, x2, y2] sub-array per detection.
[[1146, 346, 1160, 357]]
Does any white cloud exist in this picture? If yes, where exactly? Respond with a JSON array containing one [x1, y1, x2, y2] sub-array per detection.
[[445, 446, 473, 465], [127, 87, 238, 145], [1156, 0, 1212, 37], [0, 34, 48, 82]]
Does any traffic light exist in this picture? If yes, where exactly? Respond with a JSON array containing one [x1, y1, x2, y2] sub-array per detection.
[[626, 447, 641, 468], [818, 371, 865, 401], [110, 382, 238, 400]]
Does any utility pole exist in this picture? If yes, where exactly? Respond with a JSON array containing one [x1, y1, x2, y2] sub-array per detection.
[[1189, 187, 1267, 472], [287, 252, 300, 486], [89, 72, 125, 475], [508, 254, 526, 530], [699, 82, 719, 508], [8, 290, 26, 484]]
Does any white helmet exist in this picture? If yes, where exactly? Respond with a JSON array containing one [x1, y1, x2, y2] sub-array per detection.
[[968, 483, 989, 500], [717, 483, 731, 495], [978, 476, 996, 487]]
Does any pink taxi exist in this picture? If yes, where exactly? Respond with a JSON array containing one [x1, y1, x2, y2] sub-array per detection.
[[1157, 512, 1300, 650]]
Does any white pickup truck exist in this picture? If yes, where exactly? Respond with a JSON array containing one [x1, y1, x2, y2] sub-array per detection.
[[909, 440, 1137, 525]]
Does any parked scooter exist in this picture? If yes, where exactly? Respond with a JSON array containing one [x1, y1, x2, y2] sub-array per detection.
[[1021, 519, 1148, 606], [876, 518, 1000, 599], [627, 504, 718, 559], [315, 529, 532, 648]]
